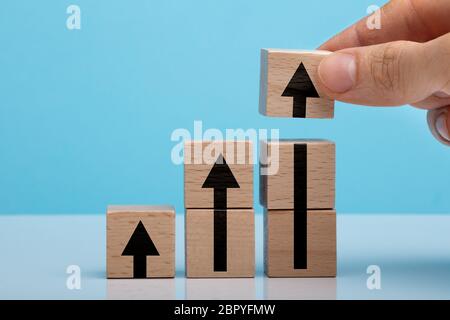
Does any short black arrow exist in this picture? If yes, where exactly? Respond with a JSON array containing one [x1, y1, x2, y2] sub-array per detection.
[[294, 144, 307, 269], [202, 154, 240, 272], [122, 221, 160, 278], [282, 62, 319, 118]]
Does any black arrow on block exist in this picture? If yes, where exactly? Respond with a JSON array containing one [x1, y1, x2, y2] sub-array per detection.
[[294, 144, 307, 269], [122, 221, 160, 278], [202, 154, 240, 272], [282, 62, 319, 118]]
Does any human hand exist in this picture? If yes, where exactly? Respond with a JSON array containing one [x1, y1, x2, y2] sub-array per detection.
[[318, 0, 450, 146]]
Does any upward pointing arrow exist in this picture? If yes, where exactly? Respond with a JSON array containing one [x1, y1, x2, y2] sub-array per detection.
[[122, 221, 160, 278], [202, 154, 240, 272], [293, 144, 307, 269], [282, 62, 319, 118], [202, 154, 240, 209]]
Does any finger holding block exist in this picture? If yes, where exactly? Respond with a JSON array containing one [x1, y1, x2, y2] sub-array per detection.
[[107, 205, 175, 279], [185, 209, 255, 278], [260, 139, 335, 210], [265, 209, 336, 277], [184, 140, 253, 209], [259, 49, 334, 118]]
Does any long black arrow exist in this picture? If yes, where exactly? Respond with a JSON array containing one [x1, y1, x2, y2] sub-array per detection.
[[294, 144, 307, 269], [202, 154, 240, 272], [122, 221, 160, 278], [282, 62, 319, 118]]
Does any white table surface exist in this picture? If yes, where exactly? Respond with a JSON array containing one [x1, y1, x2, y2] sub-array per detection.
[[1, 213, 450, 299]]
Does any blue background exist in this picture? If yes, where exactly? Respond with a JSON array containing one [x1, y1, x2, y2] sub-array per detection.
[[0, 0, 448, 215]]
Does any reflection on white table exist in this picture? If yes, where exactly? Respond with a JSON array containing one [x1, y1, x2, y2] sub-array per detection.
[[185, 278, 256, 300], [105, 276, 338, 300], [1, 213, 450, 299], [107, 279, 176, 300], [264, 278, 336, 300]]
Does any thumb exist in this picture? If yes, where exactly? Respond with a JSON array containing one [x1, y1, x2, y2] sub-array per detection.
[[318, 33, 450, 106]]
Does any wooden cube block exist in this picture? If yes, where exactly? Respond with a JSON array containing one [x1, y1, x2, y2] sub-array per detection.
[[184, 140, 253, 209], [260, 139, 335, 210], [107, 205, 175, 279], [265, 209, 336, 277], [185, 209, 255, 278], [259, 49, 334, 118]]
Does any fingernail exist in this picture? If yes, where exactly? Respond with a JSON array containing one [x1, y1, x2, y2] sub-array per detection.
[[436, 112, 450, 141], [319, 53, 356, 93]]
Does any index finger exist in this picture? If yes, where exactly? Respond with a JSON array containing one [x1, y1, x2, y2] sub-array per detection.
[[319, 0, 450, 51]]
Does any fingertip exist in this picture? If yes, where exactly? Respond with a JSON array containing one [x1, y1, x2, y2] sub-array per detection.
[[439, 110, 450, 140], [318, 52, 357, 94], [427, 108, 450, 146], [317, 37, 344, 52], [317, 42, 332, 51]]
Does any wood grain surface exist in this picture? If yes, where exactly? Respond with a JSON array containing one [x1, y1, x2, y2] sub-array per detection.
[[265, 209, 336, 277], [107, 205, 175, 278], [184, 141, 253, 209], [260, 139, 335, 210], [185, 209, 255, 278], [259, 49, 334, 118]]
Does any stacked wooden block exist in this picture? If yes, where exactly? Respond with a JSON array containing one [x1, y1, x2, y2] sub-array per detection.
[[260, 140, 336, 277], [184, 141, 255, 277], [259, 49, 336, 277], [107, 205, 175, 278], [105, 48, 337, 280], [259, 49, 334, 118]]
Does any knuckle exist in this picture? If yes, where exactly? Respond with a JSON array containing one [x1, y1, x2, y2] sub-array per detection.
[[354, 23, 378, 46], [368, 41, 408, 96]]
